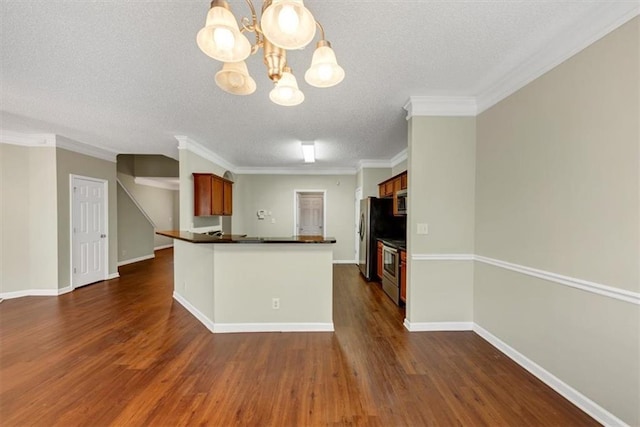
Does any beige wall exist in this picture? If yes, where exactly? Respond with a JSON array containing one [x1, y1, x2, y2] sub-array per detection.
[[406, 116, 476, 324], [474, 17, 639, 425], [56, 146, 118, 288], [391, 159, 407, 176], [117, 183, 154, 262], [0, 144, 58, 294], [232, 174, 356, 261], [133, 154, 178, 177], [361, 168, 391, 198], [117, 173, 176, 248]]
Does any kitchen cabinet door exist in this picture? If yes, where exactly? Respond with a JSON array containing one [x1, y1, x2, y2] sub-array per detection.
[[384, 181, 394, 197], [400, 250, 407, 303], [400, 172, 407, 190], [193, 173, 213, 216], [211, 176, 224, 215]]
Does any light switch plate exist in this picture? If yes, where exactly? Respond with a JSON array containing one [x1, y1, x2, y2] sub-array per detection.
[[417, 223, 429, 235]]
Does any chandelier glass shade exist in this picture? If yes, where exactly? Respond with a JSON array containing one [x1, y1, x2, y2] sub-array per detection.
[[196, 5, 251, 62], [215, 60, 257, 95], [260, 0, 316, 50], [197, 0, 344, 106], [305, 40, 345, 88], [269, 67, 304, 106]]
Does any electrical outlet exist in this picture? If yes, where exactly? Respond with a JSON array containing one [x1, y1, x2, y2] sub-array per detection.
[[417, 223, 429, 235], [272, 298, 280, 310]]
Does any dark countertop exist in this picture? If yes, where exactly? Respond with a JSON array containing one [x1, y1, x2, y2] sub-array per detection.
[[157, 230, 336, 244], [377, 238, 406, 251]]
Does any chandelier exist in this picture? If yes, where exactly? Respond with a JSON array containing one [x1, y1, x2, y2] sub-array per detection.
[[196, 0, 345, 106]]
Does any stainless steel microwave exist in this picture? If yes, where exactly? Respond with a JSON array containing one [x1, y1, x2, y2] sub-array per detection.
[[396, 189, 407, 215]]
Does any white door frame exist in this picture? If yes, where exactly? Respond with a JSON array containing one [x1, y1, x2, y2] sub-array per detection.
[[293, 189, 327, 238], [70, 174, 109, 289]]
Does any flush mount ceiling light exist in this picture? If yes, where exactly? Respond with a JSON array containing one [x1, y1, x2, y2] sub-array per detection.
[[301, 142, 315, 163], [197, 0, 345, 106]]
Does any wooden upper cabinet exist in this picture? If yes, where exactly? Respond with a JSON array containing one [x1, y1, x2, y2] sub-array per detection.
[[193, 173, 233, 217], [378, 171, 408, 198]]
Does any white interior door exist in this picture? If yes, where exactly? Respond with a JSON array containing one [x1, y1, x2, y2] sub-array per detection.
[[296, 193, 324, 236], [72, 176, 107, 288]]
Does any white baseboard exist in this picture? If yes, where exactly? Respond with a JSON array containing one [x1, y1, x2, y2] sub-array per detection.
[[117, 254, 154, 267], [173, 291, 334, 334], [154, 244, 174, 251], [173, 291, 216, 333], [472, 324, 627, 427], [1, 286, 71, 299], [212, 322, 334, 333], [333, 259, 356, 264], [107, 272, 120, 280], [404, 319, 473, 331]]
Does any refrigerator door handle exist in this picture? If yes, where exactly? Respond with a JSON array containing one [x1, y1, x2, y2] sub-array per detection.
[[358, 213, 365, 239]]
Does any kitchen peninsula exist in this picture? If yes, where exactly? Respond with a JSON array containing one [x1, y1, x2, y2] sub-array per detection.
[[157, 231, 336, 333]]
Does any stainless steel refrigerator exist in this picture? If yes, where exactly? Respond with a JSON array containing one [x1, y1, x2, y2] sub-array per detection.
[[358, 197, 406, 280]]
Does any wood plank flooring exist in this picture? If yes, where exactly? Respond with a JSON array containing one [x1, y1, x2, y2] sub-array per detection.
[[0, 248, 598, 426]]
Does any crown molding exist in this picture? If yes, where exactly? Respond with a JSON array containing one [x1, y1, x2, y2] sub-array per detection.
[[0, 130, 56, 147], [55, 136, 118, 162], [390, 148, 408, 168], [358, 159, 392, 170], [234, 167, 357, 176], [0, 130, 117, 162], [175, 135, 237, 172], [475, 2, 639, 114], [403, 96, 477, 119]]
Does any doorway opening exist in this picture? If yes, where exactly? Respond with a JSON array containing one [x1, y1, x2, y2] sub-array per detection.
[[70, 175, 109, 289], [294, 190, 326, 237]]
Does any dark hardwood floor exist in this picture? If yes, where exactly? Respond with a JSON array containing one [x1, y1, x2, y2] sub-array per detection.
[[0, 248, 597, 426]]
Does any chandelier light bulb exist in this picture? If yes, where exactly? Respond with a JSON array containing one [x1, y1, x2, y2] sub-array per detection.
[[261, 0, 316, 50], [317, 64, 333, 82], [305, 41, 345, 88], [269, 68, 304, 106], [213, 27, 235, 52], [196, 1, 251, 62], [278, 4, 300, 34]]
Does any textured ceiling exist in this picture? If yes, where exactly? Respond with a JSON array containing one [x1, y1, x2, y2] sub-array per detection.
[[0, 1, 635, 171]]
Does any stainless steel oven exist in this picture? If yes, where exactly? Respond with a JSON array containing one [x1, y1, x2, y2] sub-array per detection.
[[382, 244, 400, 304]]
